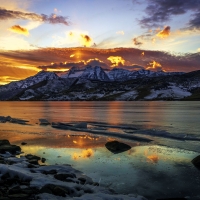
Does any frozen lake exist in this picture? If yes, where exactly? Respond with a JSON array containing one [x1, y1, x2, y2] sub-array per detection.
[[0, 101, 200, 199]]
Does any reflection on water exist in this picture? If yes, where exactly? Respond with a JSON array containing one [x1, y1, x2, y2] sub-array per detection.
[[20, 142, 200, 200], [1, 101, 200, 199]]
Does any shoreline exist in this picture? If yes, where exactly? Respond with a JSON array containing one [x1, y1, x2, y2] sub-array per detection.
[[0, 139, 147, 200]]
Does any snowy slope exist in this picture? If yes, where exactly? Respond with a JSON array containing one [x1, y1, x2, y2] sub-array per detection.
[[61, 67, 84, 78], [0, 71, 58, 92], [107, 68, 130, 81]]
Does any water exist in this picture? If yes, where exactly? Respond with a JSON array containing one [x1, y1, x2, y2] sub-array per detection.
[[0, 101, 200, 199]]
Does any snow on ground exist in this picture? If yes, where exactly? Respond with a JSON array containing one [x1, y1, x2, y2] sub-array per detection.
[[145, 85, 191, 100], [0, 153, 147, 200], [116, 91, 137, 100]]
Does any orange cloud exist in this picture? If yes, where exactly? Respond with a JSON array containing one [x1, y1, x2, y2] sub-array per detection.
[[107, 56, 125, 67], [146, 60, 162, 71], [68, 32, 93, 47], [156, 26, 171, 38], [9, 25, 29, 36], [80, 34, 92, 47]]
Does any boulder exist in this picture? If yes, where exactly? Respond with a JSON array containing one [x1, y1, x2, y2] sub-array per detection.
[[192, 155, 200, 169], [105, 141, 131, 154], [0, 140, 21, 154]]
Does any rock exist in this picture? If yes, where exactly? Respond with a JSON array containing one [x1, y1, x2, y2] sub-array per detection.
[[39, 184, 54, 194], [25, 154, 40, 161], [8, 193, 30, 198], [105, 141, 131, 154], [0, 140, 10, 145], [42, 169, 57, 175], [78, 175, 93, 185], [74, 122, 87, 129], [0, 144, 21, 154], [52, 186, 67, 197], [41, 158, 46, 163], [27, 164, 37, 168], [39, 119, 50, 125], [78, 177, 86, 184], [0, 140, 21, 154], [192, 155, 200, 169], [28, 159, 39, 165], [21, 142, 27, 145], [1, 173, 10, 180], [8, 186, 21, 194], [54, 173, 76, 181]]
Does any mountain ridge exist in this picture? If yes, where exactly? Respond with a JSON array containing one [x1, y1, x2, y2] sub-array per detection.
[[0, 66, 199, 101]]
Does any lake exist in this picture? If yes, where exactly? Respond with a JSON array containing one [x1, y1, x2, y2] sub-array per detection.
[[0, 101, 200, 199]]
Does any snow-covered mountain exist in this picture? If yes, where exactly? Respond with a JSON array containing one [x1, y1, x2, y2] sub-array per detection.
[[0, 71, 58, 92], [107, 68, 131, 81], [61, 66, 110, 82], [1, 66, 200, 101]]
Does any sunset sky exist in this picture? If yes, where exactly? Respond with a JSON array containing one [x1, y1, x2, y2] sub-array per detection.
[[0, 0, 200, 84]]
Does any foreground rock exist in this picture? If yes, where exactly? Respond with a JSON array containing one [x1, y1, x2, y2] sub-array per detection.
[[0, 139, 147, 200], [192, 155, 200, 169], [0, 140, 21, 154], [105, 141, 131, 154]]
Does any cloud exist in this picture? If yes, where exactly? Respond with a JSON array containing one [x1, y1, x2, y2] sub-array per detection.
[[80, 34, 92, 47], [188, 12, 200, 30], [61, 31, 93, 47], [133, 37, 143, 46], [38, 58, 109, 71], [9, 25, 29, 36], [38, 61, 85, 71], [86, 58, 109, 68], [107, 56, 125, 67], [132, 32, 154, 46], [116, 31, 124, 35], [156, 26, 171, 38], [197, 48, 200, 52], [1, 47, 200, 84], [0, 7, 70, 26], [0, 36, 36, 50], [139, 0, 200, 29], [146, 60, 163, 71]]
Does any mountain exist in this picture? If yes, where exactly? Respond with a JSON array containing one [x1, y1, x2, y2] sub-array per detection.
[[61, 66, 110, 82], [0, 66, 200, 101], [107, 68, 130, 81]]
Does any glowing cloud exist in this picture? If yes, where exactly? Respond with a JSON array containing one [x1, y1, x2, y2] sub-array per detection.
[[156, 26, 171, 38], [197, 48, 200, 52], [80, 34, 92, 47], [9, 25, 29, 36], [146, 60, 162, 71], [68, 31, 93, 47], [70, 54, 75, 58], [107, 56, 125, 67]]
